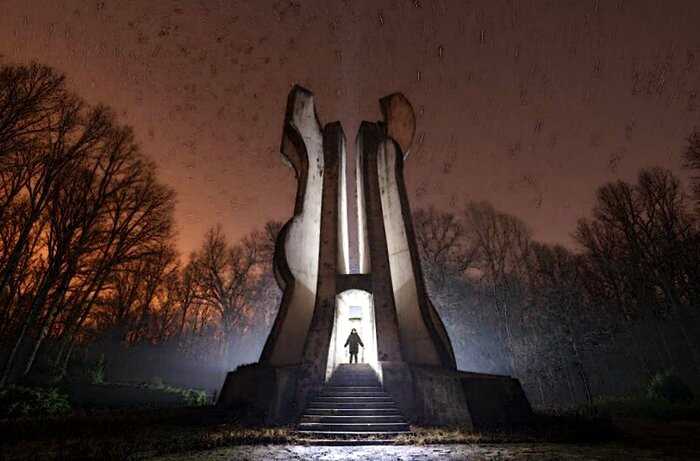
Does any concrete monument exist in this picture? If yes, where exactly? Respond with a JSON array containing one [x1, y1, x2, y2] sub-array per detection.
[[218, 86, 532, 430]]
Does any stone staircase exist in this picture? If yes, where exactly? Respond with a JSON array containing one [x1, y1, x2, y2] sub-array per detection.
[[296, 364, 411, 443]]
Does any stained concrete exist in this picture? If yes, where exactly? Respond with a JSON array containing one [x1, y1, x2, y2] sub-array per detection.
[[218, 86, 533, 429], [260, 87, 325, 368]]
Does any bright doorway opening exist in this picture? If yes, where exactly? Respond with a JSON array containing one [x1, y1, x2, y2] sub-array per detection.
[[325, 289, 379, 381]]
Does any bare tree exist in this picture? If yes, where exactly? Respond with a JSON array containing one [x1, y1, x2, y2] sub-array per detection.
[[0, 63, 176, 385], [576, 167, 700, 371], [190, 226, 266, 367], [463, 201, 532, 375], [684, 129, 700, 211], [413, 207, 478, 286], [525, 243, 602, 405]]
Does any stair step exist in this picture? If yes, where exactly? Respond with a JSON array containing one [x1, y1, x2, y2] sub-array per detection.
[[317, 394, 390, 399], [297, 365, 411, 439], [331, 376, 378, 379], [313, 399, 394, 405], [304, 408, 401, 416], [332, 370, 376, 373], [307, 402, 398, 409], [301, 415, 405, 423], [295, 439, 399, 446], [298, 423, 410, 432], [322, 392, 386, 397], [330, 382, 381, 386], [296, 430, 410, 436], [324, 386, 381, 390], [323, 388, 385, 392]]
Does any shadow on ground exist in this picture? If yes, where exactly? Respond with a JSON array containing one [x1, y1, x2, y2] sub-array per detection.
[[2, 407, 700, 460], [151, 443, 698, 461]]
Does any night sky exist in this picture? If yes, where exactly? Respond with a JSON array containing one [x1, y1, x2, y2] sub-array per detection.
[[1, 0, 698, 255]]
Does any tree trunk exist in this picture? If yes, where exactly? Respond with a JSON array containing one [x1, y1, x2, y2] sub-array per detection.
[[0, 256, 62, 386], [536, 375, 546, 407], [60, 341, 77, 376], [23, 267, 77, 376], [570, 336, 593, 404], [677, 318, 700, 369], [565, 368, 577, 407]]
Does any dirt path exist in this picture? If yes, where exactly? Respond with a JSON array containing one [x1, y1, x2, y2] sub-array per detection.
[[151, 442, 698, 460]]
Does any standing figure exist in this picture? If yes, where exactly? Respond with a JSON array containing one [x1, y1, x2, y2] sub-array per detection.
[[344, 328, 364, 364]]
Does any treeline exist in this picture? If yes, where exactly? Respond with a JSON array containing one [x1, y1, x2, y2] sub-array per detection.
[[415, 164, 700, 408], [3, 62, 699, 406], [0, 64, 277, 389]]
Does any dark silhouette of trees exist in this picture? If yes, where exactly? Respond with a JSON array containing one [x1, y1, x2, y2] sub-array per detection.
[[463, 201, 531, 375], [415, 168, 700, 408], [0, 63, 282, 388], [685, 130, 700, 210], [576, 167, 700, 371], [188, 225, 270, 367], [413, 207, 477, 286], [0, 63, 178, 385], [2, 62, 698, 407]]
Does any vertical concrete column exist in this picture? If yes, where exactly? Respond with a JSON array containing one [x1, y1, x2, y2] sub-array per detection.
[[337, 129, 351, 275], [378, 94, 457, 369], [356, 122, 403, 363], [356, 147, 371, 274], [300, 123, 345, 385], [377, 138, 456, 368], [260, 87, 324, 367]]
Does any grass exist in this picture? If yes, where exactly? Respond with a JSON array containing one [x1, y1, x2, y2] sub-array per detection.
[[396, 411, 616, 446], [0, 385, 71, 418], [136, 382, 209, 406], [575, 394, 700, 421], [0, 407, 297, 461], [2, 394, 699, 460], [0, 406, 620, 461]]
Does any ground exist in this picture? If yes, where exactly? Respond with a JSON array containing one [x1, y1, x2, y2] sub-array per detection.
[[3, 407, 700, 460], [151, 443, 696, 461]]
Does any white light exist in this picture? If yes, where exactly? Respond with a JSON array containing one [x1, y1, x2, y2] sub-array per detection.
[[325, 289, 380, 380]]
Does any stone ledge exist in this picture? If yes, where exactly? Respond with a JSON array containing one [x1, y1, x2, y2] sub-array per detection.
[[217, 363, 303, 425], [218, 362, 533, 428], [380, 362, 532, 429]]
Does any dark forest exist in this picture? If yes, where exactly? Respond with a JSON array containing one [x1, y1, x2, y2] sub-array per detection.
[[3, 2, 700, 457]]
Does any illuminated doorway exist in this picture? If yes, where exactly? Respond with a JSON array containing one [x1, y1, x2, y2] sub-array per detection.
[[325, 289, 379, 380]]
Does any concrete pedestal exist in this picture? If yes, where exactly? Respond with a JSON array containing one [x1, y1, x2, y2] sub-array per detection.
[[218, 361, 532, 428], [379, 362, 532, 428], [217, 363, 304, 425], [217, 87, 534, 430]]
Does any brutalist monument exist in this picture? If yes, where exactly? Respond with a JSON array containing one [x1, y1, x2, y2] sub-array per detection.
[[218, 86, 532, 428]]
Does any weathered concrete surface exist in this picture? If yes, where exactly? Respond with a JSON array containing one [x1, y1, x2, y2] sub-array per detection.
[[380, 93, 416, 156], [378, 97, 457, 369], [295, 122, 345, 403], [356, 95, 456, 369], [260, 86, 325, 367], [460, 371, 533, 429], [217, 364, 301, 425], [377, 139, 444, 366], [151, 443, 697, 461], [380, 363, 531, 428], [221, 89, 347, 422], [356, 122, 403, 364], [220, 86, 533, 428]]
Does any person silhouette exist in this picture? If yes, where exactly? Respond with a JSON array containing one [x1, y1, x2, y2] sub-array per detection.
[[344, 328, 364, 364]]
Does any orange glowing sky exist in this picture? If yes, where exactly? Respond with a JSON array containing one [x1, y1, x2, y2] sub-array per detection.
[[1, 0, 698, 256]]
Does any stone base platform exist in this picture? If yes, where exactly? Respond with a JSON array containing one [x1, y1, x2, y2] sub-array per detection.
[[379, 362, 532, 428], [217, 363, 306, 425], [217, 362, 532, 429]]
